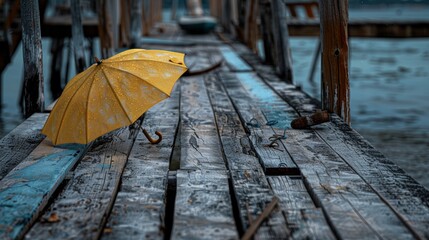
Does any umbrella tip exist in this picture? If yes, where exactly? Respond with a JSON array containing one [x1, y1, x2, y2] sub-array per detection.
[[94, 57, 102, 65]]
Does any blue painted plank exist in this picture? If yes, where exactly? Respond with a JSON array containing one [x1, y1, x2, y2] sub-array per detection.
[[219, 46, 252, 72], [0, 140, 87, 240], [235, 72, 297, 130]]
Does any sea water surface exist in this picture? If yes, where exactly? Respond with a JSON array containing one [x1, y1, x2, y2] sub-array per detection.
[[1, 5, 428, 187]]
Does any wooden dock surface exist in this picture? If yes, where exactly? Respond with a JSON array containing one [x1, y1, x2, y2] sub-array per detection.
[[1, 24, 429, 239]]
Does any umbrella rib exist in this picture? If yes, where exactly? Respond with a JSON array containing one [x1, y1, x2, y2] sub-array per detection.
[[53, 66, 98, 144], [84, 67, 99, 143], [104, 58, 187, 69], [100, 68, 134, 124]]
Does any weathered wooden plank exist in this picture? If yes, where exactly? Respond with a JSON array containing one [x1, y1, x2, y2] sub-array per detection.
[[268, 176, 315, 210], [235, 72, 297, 129], [315, 116, 429, 239], [0, 141, 88, 240], [268, 176, 336, 239], [204, 72, 290, 238], [180, 75, 226, 170], [0, 113, 47, 180], [320, 0, 350, 124], [285, 129, 415, 239], [171, 170, 238, 239], [219, 46, 252, 72], [231, 169, 289, 238], [218, 71, 297, 173], [204, 74, 261, 170], [102, 87, 180, 240], [26, 126, 140, 239], [233, 47, 319, 115], [283, 209, 336, 240]]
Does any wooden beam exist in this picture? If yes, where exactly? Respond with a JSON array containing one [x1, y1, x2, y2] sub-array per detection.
[[21, 0, 44, 117], [271, 0, 293, 82], [320, 0, 350, 124], [130, 0, 143, 46], [71, 0, 87, 73]]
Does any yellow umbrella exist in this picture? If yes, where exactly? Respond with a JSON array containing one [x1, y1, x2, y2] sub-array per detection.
[[42, 49, 187, 145]]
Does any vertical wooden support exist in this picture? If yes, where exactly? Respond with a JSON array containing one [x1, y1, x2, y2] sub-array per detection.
[[171, 0, 178, 21], [320, 0, 350, 124], [271, 0, 293, 83], [142, 0, 150, 36], [21, 0, 44, 118], [259, 0, 275, 65], [244, 0, 258, 53], [130, 0, 142, 46], [109, 0, 120, 50], [96, 0, 114, 58], [119, 0, 131, 47], [71, 0, 86, 73]]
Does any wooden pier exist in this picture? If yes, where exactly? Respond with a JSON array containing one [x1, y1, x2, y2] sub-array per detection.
[[1, 0, 429, 239]]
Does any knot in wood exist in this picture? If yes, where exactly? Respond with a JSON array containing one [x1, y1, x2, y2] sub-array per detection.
[[334, 48, 340, 56]]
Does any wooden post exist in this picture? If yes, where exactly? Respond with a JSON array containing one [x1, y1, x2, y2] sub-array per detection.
[[96, 0, 114, 58], [171, 0, 178, 21], [320, 0, 350, 124], [71, 0, 87, 73], [119, 0, 131, 47], [21, 0, 44, 117], [271, 0, 293, 83], [259, 0, 275, 65], [130, 0, 142, 46]]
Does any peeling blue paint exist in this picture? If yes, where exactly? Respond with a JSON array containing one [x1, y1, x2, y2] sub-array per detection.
[[219, 46, 252, 72], [236, 72, 297, 130], [0, 144, 87, 239]]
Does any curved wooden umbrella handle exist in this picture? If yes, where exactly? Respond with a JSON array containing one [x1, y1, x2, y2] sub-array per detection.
[[142, 128, 163, 144]]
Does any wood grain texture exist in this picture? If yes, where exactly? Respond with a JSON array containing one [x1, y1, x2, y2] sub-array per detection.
[[21, 0, 44, 117], [316, 115, 429, 239], [218, 71, 297, 173], [320, 0, 350, 124], [0, 140, 88, 240], [171, 170, 238, 239], [102, 86, 180, 240], [204, 70, 290, 238], [204, 74, 261, 170], [0, 113, 47, 180], [268, 176, 315, 210], [180, 75, 226, 170], [231, 169, 289, 238], [285, 129, 414, 239], [26, 126, 140, 240], [283, 209, 336, 240]]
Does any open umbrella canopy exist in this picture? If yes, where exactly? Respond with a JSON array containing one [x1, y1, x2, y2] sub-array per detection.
[[42, 49, 187, 145]]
